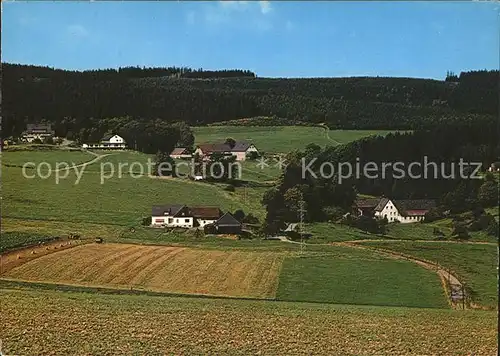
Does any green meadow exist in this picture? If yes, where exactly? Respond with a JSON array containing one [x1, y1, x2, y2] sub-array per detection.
[[193, 126, 398, 153]]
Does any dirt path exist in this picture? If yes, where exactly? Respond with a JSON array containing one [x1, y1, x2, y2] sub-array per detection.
[[318, 123, 342, 145], [52, 150, 116, 172]]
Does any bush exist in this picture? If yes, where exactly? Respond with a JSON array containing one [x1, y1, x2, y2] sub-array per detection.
[[485, 219, 499, 237], [322, 206, 345, 221], [233, 209, 245, 222], [246, 151, 260, 160], [204, 223, 217, 234], [242, 213, 260, 224], [32, 138, 43, 144], [424, 207, 443, 223], [43, 136, 54, 145], [451, 222, 470, 240], [141, 217, 152, 226]]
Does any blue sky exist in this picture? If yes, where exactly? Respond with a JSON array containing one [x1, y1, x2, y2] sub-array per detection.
[[3, 1, 499, 79]]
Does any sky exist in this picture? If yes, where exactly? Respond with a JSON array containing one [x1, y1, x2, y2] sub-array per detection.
[[2, 1, 499, 79]]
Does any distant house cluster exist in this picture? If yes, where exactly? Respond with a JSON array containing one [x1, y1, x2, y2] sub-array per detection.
[[194, 141, 259, 161], [171, 141, 259, 161], [151, 204, 242, 234], [21, 124, 55, 143], [354, 197, 436, 223], [82, 134, 126, 149]]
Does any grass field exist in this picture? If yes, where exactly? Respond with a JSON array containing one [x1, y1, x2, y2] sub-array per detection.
[[1, 149, 93, 167], [193, 126, 397, 153], [0, 288, 496, 355], [3, 243, 284, 298], [277, 254, 448, 308], [358, 241, 498, 309], [2, 150, 264, 229]]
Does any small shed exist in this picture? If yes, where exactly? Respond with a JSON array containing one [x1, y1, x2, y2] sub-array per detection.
[[214, 212, 242, 235]]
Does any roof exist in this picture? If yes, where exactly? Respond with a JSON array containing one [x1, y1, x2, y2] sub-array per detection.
[[196, 141, 255, 154], [231, 141, 253, 152], [152, 204, 186, 217], [374, 198, 389, 212], [171, 147, 188, 155], [394, 200, 436, 216], [284, 223, 298, 232], [190, 206, 222, 219], [25, 123, 54, 133], [197, 143, 232, 154], [354, 198, 380, 209], [215, 212, 242, 227], [101, 134, 115, 141]]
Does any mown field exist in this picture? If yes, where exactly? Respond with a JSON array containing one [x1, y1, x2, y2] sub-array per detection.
[[358, 241, 498, 309], [3, 243, 283, 299], [193, 126, 397, 153], [0, 288, 497, 355], [277, 255, 448, 308], [1, 149, 93, 167]]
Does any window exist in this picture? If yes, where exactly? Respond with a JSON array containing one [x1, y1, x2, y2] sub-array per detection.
[[185, 219, 190, 223], [175, 219, 179, 223], [168, 218, 173, 223]]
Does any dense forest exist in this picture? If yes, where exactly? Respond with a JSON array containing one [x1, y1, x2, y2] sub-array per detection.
[[262, 121, 500, 234], [1, 63, 497, 138]]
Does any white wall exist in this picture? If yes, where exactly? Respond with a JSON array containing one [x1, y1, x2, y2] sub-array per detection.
[[151, 216, 194, 228], [109, 135, 125, 144], [197, 218, 217, 227], [375, 200, 400, 223]]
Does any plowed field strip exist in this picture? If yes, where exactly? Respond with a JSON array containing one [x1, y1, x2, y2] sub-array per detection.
[[4, 244, 284, 299], [128, 247, 187, 286]]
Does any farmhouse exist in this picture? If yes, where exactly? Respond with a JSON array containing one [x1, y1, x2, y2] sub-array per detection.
[[194, 141, 259, 161], [151, 204, 222, 228], [170, 147, 192, 159], [372, 198, 435, 223], [21, 123, 55, 143], [355, 197, 436, 223], [82, 134, 126, 149]]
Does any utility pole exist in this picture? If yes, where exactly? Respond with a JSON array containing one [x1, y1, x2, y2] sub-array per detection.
[[298, 199, 307, 255]]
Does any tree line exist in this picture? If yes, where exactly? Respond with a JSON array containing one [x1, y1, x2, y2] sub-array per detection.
[[261, 121, 499, 234], [2, 63, 497, 138]]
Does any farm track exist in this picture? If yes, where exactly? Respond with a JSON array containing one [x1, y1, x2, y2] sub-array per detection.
[[51, 149, 116, 172]]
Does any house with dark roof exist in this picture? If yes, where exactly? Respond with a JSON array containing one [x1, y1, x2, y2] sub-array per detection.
[[194, 141, 259, 161], [21, 123, 55, 142], [151, 205, 222, 228], [214, 212, 242, 234], [170, 147, 192, 159], [82, 134, 126, 149], [190, 206, 223, 227], [151, 204, 193, 228], [353, 198, 381, 217]]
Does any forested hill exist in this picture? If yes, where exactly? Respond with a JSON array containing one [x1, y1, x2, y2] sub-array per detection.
[[2, 63, 497, 137]]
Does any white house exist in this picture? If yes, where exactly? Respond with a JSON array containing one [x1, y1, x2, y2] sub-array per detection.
[[151, 205, 222, 228], [194, 141, 259, 161], [151, 205, 194, 228], [373, 198, 436, 223], [83, 134, 126, 149]]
